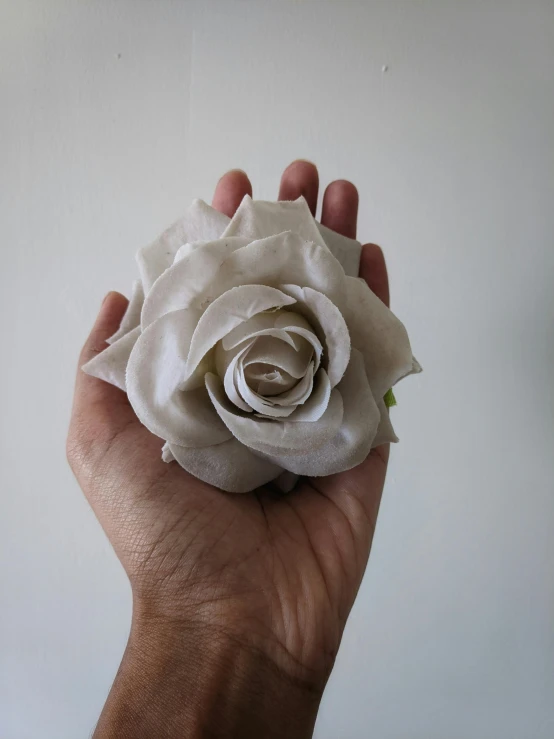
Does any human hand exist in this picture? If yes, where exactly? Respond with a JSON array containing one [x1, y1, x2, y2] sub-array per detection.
[[67, 161, 391, 739]]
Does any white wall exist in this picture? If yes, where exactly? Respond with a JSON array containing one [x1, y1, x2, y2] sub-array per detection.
[[2, 1, 553, 737]]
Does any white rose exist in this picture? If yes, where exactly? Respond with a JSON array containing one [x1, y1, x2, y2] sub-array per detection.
[[83, 196, 419, 492]]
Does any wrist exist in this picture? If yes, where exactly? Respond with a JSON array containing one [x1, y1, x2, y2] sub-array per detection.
[[93, 604, 323, 739]]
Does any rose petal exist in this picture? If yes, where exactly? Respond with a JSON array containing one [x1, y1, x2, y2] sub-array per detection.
[[273, 310, 320, 335], [222, 195, 327, 248], [222, 313, 298, 351], [242, 334, 313, 379], [346, 276, 416, 399], [223, 344, 254, 413], [173, 242, 196, 263], [219, 233, 348, 315], [137, 199, 230, 293], [205, 373, 344, 456], [279, 285, 350, 387], [266, 362, 314, 407], [220, 194, 362, 277], [214, 337, 252, 377], [235, 366, 298, 418], [253, 368, 298, 396], [161, 442, 175, 463], [317, 223, 362, 277], [411, 357, 423, 375], [287, 369, 331, 422], [372, 400, 399, 446], [146, 231, 348, 329], [126, 309, 232, 447], [82, 326, 140, 392], [172, 236, 241, 264], [183, 285, 297, 383], [256, 349, 380, 476], [166, 438, 283, 493], [107, 280, 144, 345], [272, 312, 323, 371], [219, 340, 299, 400], [141, 236, 251, 329]]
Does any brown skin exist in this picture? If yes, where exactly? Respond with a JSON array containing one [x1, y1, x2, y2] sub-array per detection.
[[67, 161, 390, 738]]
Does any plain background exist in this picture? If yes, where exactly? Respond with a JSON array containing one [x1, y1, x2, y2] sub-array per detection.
[[2, 1, 553, 737]]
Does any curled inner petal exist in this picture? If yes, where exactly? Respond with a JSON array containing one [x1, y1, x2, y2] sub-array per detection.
[[279, 284, 351, 387], [205, 372, 344, 455], [242, 334, 313, 379], [213, 306, 328, 420], [246, 363, 297, 395], [255, 349, 381, 476], [223, 344, 254, 413], [221, 333, 314, 417], [182, 285, 297, 385]]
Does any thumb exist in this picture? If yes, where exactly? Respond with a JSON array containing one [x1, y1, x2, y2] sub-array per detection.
[[71, 291, 130, 419], [79, 291, 129, 365]]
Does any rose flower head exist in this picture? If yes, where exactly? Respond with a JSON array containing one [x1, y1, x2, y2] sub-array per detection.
[[83, 196, 420, 492]]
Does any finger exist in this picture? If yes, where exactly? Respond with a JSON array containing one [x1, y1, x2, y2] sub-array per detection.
[[212, 169, 252, 217], [73, 292, 130, 414], [359, 243, 390, 307], [321, 180, 358, 239], [278, 160, 319, 216]]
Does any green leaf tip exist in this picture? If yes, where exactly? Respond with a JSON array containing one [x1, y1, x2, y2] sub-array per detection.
[[384, 388, 397, 409]]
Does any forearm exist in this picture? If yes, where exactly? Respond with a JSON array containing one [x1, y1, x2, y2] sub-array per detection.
[[93, 614, 322, 739]]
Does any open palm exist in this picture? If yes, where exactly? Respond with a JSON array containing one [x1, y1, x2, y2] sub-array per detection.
[[68, 161, 391, 692]]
